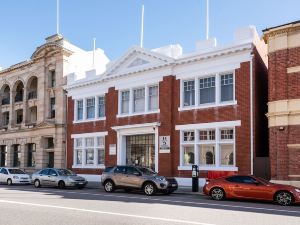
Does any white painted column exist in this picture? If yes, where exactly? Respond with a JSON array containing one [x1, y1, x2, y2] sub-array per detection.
[[215, 129, 220, 167], [215, 74, 220, 104], [195, 78, 199, 106], [144, 85, 149, 112], [129, 88, 133, 114], [83, 98, 87, 120], [194, 130, 199, 165], [155, 127, 159, 173]]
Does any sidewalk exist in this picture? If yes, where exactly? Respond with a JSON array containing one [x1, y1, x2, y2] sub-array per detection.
[[86, 181, 204, 195]]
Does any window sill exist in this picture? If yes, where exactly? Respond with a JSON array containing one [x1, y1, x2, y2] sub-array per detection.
[[73, 117, 106, 124], [72, 165, 105, 169], [178, 101, 237, 112], [178, 165, 238, 171], [117, 110, 160, 118]]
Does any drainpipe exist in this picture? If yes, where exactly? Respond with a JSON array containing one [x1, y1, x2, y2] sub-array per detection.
[[250, 54, 254, 175]]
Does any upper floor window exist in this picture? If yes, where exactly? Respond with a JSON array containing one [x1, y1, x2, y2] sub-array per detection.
[[199, 130, 215, 141], [220, 73, 234, 102], [50, 97, 55, 118], [121, 91, 130, 114], [118, 84, 159, 116], [49, 70, 56, 88], [148, 85, 158, 110], [183, 131, 194, 142], [98, 96, 105, 118], [183, 80, 195, 106], [77, 100, 83, 120], [86, 98, 95, 119], [133, 88, 145, 112], [181, 72, 235, 109], [199, 77, 215, 104]]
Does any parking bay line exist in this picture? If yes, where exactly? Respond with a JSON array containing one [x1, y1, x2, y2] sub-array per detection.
[[0, 199, 214, 225], [2, 187, 300, 215]]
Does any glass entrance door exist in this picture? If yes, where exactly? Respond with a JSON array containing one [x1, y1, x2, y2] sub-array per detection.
[[126, 134, 155, 170], [0, 145, 7, 167]]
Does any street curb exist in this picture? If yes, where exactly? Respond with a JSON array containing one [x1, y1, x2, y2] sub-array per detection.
[[85, 183, 204, 196]]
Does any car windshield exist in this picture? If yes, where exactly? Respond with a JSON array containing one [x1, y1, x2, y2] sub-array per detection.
[[138, 167, 156, 175], [8, 169, 25, 174], [57, 169, 75, 176]]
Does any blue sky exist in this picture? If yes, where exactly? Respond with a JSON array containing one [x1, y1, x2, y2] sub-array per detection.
[[0, 0, 298, 68]]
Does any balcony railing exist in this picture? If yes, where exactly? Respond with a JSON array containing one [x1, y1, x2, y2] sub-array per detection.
[[15, 93, 23, 102], [1, 98, 10, 105], [28, 91, 37, 100]]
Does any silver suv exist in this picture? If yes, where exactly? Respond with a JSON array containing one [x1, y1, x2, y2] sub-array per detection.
[[101, 166, 178, 196]]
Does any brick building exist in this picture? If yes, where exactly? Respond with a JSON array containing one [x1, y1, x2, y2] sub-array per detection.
[[65, 26, 268, 185], [263, 21, 300, 187]]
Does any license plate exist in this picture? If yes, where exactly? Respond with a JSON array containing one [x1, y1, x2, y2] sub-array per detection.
[[79, 182, 83, 185]]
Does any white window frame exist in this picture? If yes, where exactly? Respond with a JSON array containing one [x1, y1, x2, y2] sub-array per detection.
[[117, 84, 160, 117], [73, 95, 106, 124], [177, 121, 239, 171], [71, 132, 107, 169], [179, 71, 237, 111]]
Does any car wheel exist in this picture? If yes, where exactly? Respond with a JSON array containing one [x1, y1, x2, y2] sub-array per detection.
[[104, 180, 115, 192], [58, 181, 66, 189], [7, 179, 12, 186], [211, 187, 225, 200], [34, 179, 41, 188], [275, 191, 293, 206], [143, 182, 156, 196]]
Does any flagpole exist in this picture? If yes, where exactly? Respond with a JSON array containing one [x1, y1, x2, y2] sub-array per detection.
[[140, 5, 144, 48]]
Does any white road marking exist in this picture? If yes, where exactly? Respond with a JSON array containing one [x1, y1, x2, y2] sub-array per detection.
[[1, 187, 300, 215], [0, 199, 214, 225]]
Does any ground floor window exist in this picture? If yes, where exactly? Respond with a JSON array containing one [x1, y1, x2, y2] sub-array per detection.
[[12, 144, 21, 167], [73, 135, 105, 167], [180, 127, 235, 169], [0, 145, 7, 167], [27, 143, 36, 167]]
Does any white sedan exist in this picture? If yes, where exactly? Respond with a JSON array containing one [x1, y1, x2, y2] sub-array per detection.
[[0, 168, 31, 185]]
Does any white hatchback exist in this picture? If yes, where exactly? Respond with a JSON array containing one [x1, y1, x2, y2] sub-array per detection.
[[0, 168, 31, 185]]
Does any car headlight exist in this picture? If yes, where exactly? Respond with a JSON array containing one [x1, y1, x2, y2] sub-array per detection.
[[295, 189, 300, 193], [13, 176, 19, 179], [68, 177, 75, 181], [155, 177, 166, 182]]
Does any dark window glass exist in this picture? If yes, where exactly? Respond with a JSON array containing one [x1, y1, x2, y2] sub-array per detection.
[[226, 176, 243, 183], [240, 176, 258, 184], [39, 169, 49, 175], [126, 167, 139, 175], [50, 98, 55, 118], [48, 169, 57, 176], [114, 166, 127, 174]]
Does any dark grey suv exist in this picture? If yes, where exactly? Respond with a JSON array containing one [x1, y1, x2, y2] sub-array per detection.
[[101, 166, 178, 196]]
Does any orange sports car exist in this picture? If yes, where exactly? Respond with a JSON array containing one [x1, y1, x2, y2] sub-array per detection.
[[203, 175, 300, 206]]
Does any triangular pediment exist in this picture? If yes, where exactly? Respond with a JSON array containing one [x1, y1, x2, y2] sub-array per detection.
[[104, 46, 174, 77]]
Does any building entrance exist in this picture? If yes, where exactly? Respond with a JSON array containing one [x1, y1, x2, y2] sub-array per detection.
[[126, 134, 155, 170]]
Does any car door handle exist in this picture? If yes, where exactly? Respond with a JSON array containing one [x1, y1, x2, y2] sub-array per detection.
[[234, 185, 239, 187]]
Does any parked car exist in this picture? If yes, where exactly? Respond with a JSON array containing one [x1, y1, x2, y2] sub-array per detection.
[[31, 168, 87, 189], [0, 168, 31, 185], [203, 175, 300, 206], [101, 165, 178, 196]]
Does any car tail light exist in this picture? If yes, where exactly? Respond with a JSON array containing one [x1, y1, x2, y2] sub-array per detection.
[[205, 179, 210, 185]]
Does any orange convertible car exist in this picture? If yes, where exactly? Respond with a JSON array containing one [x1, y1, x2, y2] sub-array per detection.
[[203, 175, 300, 206]]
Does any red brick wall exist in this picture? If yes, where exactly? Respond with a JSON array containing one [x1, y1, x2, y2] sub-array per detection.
[[66, 54, 268, 178], [269, 125, 300, 180], [268, 46, 300, 181], [268, 47, 300, 101]]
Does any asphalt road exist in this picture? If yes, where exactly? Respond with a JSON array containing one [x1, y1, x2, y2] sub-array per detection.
[[0, 184, 299, 225]]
